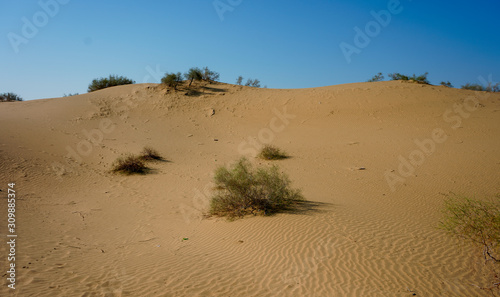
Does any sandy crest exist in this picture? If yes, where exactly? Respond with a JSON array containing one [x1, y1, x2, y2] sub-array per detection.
[[0, 81, 499, 296]]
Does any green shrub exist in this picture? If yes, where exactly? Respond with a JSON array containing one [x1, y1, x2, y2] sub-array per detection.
[[201, 67, 220, 83], [367, 72, 384, 82], [461, 82, 499, 92], [461, 83, 484, 91], [88, 75, 135, 92], [439, 195, 500, 290], [161, 72, 183, 89], [63, 93, 80, 97], [258, 145, 288, 160], [440, 81, 453, 88], [245, 78, 261, 88], [209, 158, 303, 218], [139, 146, 163, 161], [389, 72, 429, 84], [0, 92, 23, 102], [112, 155, 148, 175], [184, 67, 203, 87]]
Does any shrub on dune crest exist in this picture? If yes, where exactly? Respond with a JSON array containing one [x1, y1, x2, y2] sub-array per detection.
[[389, 72, 429, 84], [209, 158, 303, 218], [0, 92, 23, 102], [461, 82, 499, 92], [88, 75, 135, 92], [440, 81, 453, 88], [161, 72, 183, 90], [367, 72, 384, 82]]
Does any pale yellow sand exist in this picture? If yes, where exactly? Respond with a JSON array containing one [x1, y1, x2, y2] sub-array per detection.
[[0, 81, 499, 296]]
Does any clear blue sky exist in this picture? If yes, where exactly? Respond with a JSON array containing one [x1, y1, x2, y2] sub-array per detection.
[[1, 0, 499, 100]]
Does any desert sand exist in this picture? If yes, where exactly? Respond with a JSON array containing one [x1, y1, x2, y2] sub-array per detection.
[[0, 81, 499, 296]]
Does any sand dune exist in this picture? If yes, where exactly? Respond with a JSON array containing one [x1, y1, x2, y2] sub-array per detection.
[[1, 81, 499, 296]]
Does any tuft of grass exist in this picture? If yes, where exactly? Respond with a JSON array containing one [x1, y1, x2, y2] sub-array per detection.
[[258, 145, 288, 160], [209, 158, 303, 218], [112, 155, 148, 175], [139, 146, 163, 161]]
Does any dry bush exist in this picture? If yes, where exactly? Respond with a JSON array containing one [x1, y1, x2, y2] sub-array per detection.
[[258, 145, 288, 160], [112, 155, 148, 175], [209, 158, 303, 218]]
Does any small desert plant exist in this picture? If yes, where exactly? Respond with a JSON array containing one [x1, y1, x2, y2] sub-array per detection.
[[112, 155, 148, 175], [245, 78, 261, 88], [462, 82, 500, 92], [184, 67, 203, 87], [439, 195, 500, 291], [388, 72, 429, 84], [88, 75, 135, 92], [258, 145, 288, 160], [0, 92, 23, 102], [367, 72, 384, 82], [63, 93, 80, 97], [236, 75, 243, 85], [161, 72, 183, 89], [201, 67, 220, 83], [461, 83, 485, 91], [440, 81, 453, 88], [139, 146, 163, 161], [209, 158, 303, 218]]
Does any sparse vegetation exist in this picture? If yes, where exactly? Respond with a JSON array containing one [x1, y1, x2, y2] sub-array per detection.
[[367, 72, 384, 82], [112, 155, 148, 175], [236, 76, 243, 85], [388, 72, 430, 84], [209, 158, 303, 218], [439, 195, 500, 291], [245, 78, 261, 88], [440, 81, 453, 88], [139, 146, 163, 161], [461, 82, 500, 92], [201, 67, 220, 83], [184, 67, 203, 87], [0, 92, 23, 102], [63, 93, 80, 97], [161, 72, 183, 90], [258, 145, 288, 160], [88, 75, 135, 92]]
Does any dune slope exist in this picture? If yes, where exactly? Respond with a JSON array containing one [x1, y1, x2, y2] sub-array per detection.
[[1, 81, 499, 296]]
